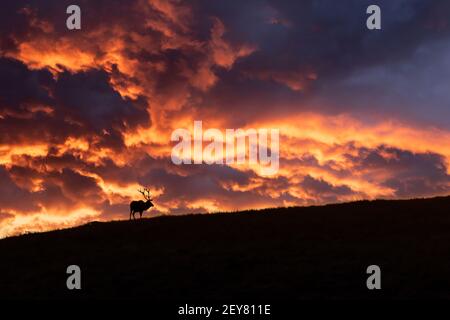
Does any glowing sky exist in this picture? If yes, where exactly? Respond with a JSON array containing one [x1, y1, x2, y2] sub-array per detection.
[[1, 0, 450, 237]]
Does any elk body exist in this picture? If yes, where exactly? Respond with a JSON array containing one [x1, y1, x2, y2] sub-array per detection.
[[130, 188, 154, 220]]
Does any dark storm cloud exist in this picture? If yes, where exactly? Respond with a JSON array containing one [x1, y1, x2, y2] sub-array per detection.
[[140, 164, 279, 210], [143, 166, 240, 201], [98, 202, 130, 218], [0, 2, 35, 53], [300, 175, 353, 196], [0, 166, 38, 212], [88, 158, 140, 185], [192, 0, 450, 123], [51, 168, 102, 200], [53, 69, 149, 148], [0, 58, 53, 115], [197, 0, 449, 77], [0, 111, 78, 146], [0, 57, 150, 148], [299, 175, 363, 204], [4, 164, 106, 213], [309, 39, 450, 127], [0, 0, 144, 47], [34, 180, 76, 212], [346, 146, 450, 198]]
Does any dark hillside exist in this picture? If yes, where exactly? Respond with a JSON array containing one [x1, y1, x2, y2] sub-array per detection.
[[1, 196, 450, 299]]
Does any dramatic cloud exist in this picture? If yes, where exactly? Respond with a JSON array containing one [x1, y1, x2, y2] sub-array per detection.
[[0, 0, 449, 236], [346, 146, 450, 198]]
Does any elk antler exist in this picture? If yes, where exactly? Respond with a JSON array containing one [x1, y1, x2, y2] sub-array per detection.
[[138, 187, 153, 200]]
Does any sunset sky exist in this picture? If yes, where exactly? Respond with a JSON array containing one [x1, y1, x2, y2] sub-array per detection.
[[1, 0, 450, 237]]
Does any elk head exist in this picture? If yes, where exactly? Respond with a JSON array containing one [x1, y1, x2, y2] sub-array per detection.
[[137, 187, 154, 208]]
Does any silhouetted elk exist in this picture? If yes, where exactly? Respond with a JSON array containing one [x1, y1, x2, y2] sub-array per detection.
[[130, 188, 154, 220]]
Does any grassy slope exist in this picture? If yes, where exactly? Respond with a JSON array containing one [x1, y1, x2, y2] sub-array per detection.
[[1, 196, 450, 299]]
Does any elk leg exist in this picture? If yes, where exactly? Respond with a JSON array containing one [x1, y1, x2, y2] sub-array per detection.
[[139, 211, 143, 219]]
